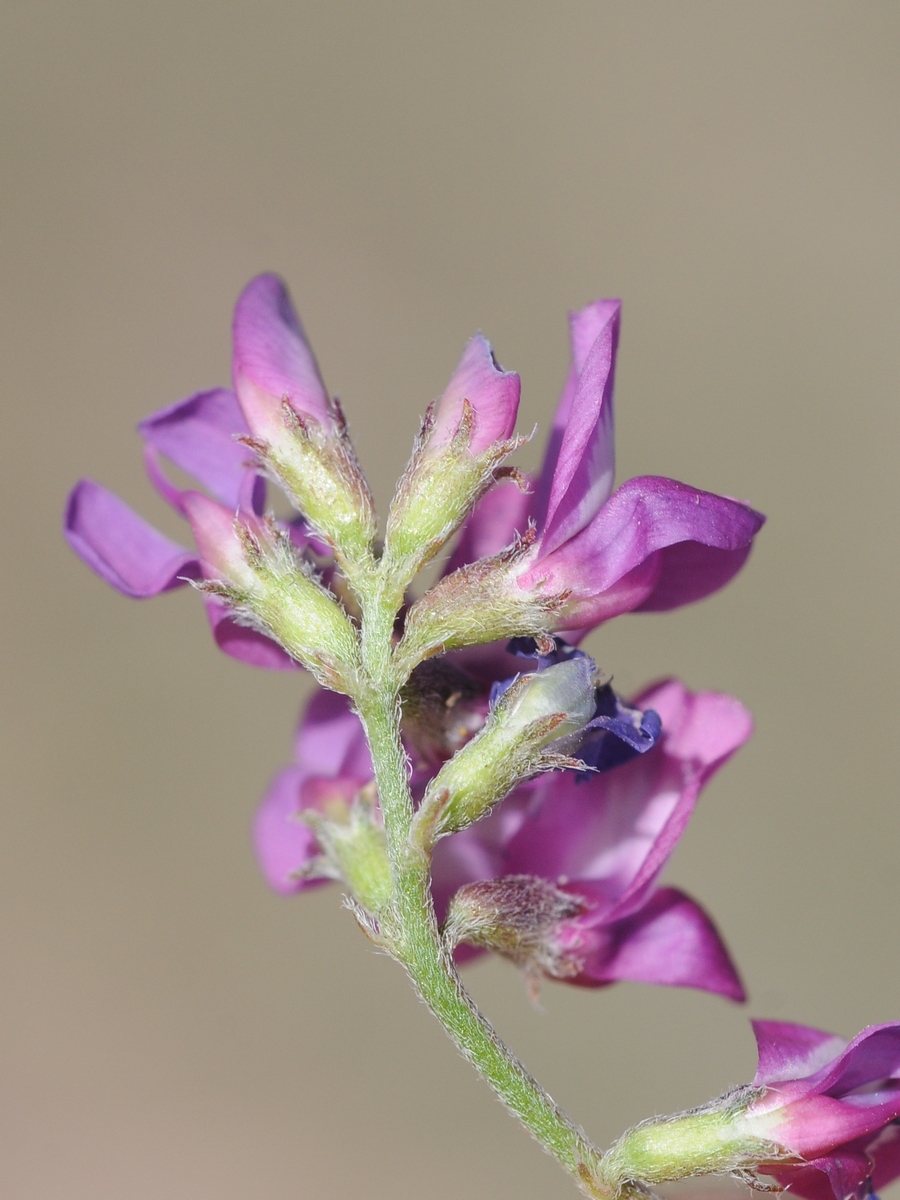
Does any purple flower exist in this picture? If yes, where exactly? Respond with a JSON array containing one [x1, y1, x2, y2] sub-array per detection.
[[64, 387, 306, 669], [442, 299, 764, 636], [66, 280, 762, 667], [64, 277, 343, 670], [255, 676, 748, 1001], [432, 677, 749, 998], [738, 1020, 900, 1200]]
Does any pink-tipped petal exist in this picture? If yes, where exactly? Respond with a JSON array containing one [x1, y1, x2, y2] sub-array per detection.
[[430, 334, 520, 455], [567, 885, 745, 1000], [232, 273, 332, 437], [181, 491, 256, 586], [138, 388, 255, 510], [64, 480, 199, 597]]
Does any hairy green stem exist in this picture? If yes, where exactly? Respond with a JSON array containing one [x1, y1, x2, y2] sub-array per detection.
[[356, 581, 609, 1197]]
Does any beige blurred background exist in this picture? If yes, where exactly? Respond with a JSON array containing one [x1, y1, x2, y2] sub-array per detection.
[[2, 2, 899, 1197]]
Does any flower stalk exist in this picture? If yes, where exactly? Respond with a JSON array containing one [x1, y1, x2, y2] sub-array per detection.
[[73, 271, 900, 1200], [352, 589, 609, 1195]]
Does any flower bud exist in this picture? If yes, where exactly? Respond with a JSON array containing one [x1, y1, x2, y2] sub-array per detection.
[[382, 336, 524, 589], [413, 657, 597, 843], [183, 492, 359, 690], [232, 274, 377, 570]]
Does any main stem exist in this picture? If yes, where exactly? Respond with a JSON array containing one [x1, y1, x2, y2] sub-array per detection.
[[357, 588, 608, 1198]]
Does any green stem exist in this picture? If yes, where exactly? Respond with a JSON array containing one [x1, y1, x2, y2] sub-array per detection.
[[356, 584, 608, 1196]]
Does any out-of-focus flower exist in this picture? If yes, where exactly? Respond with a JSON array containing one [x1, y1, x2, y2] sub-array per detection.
[[736, 1019, 900, 1200], [256, 676, 748, 1002], [254, 689, 373, 894]]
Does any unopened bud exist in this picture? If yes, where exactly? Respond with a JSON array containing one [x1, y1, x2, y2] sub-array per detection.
[[239, 401, 376, 573], [413, 657, 597, 843], [383, 336, 524, 589], [232, 274, 377, 573], [184, 492, 359, 690]]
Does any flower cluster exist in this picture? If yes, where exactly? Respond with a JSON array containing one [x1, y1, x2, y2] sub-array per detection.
[[64, 273, 898, 1200], [66, 274, 761, 1001]]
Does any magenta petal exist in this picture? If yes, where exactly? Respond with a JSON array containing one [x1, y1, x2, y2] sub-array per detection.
[[770, 1151, 876, 1200], [531, 299, 621, 534], [752, 1021, 849, 1087], [870, 1123, 900, 1192], [539, 300, 621, 554], [64, 479, 199, 597], [569, 886, 745, 1000], [524, 475, 764, 628], [232, 273, 332, 431], [444, 478, 532, 574], [431, 334, 521, 454], [814, 1024, 900, 1096], [637, 679, 754, 776], [633, 539, 754, 612], [504, 681, 751, 911], [138, 388, 255, 510], [203, 597, 301, 670], [293, 690, 372, 779], [253, 766, 324, 894]]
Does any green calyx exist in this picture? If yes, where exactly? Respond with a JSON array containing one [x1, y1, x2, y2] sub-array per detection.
[[382, 402, 525, 593], [598, 1091, 773, 1192], [203, 520, 360, 690], [245, 405, 377, 575], [412, 659, 596, 843], [305, 792, 393, 916]]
